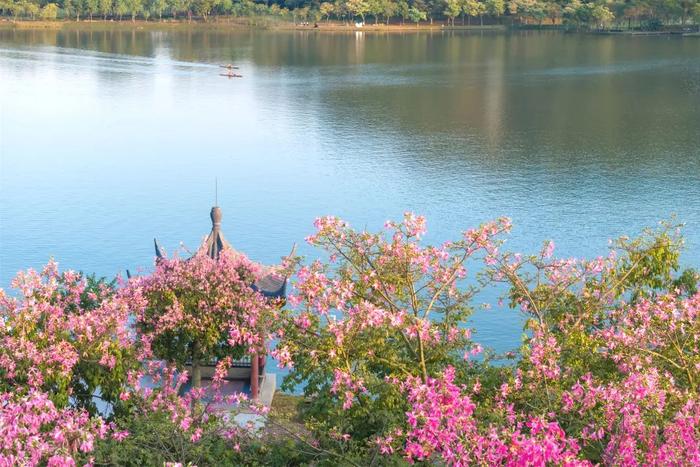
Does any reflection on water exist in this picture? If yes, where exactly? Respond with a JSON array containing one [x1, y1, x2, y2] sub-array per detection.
[[1, 28, 699, 354]]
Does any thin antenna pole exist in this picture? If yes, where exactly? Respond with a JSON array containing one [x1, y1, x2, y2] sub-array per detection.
[[215, 178, 218, 207]]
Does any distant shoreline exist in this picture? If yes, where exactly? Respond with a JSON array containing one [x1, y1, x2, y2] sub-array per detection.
[[1, 19, 507, 33], [2, 19, 698, 36]]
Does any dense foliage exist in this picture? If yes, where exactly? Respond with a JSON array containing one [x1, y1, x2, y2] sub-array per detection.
[[0, 213, 698, 465], [273, 214, 699, 465], [0, 264, 138, 415], [1, 0, 699, 30], [0, 251, 274, 465], [131, 249, 275, 388]]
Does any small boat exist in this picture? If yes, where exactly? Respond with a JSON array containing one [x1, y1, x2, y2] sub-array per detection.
[[220, 64, 240, 70], [220, 73, 243, 78]]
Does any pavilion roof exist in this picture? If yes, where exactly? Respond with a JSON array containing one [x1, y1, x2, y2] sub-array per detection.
[[154, 206, 286, 299]]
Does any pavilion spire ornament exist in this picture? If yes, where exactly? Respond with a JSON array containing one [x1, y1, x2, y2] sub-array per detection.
[[201, 206, 228, 260]]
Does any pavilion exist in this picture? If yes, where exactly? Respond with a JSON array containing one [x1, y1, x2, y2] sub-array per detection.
[[153, 206, 285, 404]]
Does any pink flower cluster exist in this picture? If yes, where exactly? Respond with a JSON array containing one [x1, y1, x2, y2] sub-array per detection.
[[600, 292, 700, 385], [0, 261, 135, 392], [129, 248, 274, 374], [124, 361, 249, 443], [0, 390, 107, 466], [560, 367, 700, 465], [330, 369, 367, 410], [397, 367, 588, 466]]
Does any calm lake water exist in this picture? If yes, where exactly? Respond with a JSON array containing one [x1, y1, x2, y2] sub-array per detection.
[[1, 28, 699, 354]]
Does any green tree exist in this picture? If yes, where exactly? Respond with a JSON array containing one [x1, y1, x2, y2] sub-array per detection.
[[62, 0, 72, 18], [368, 0, 383, 23], [113, 0, 128, 19], [424, 0, 441, 23], [168, 0, 188, 19], [319, 0, 333, 21], [41, 2, 59, 18], [24, 0, 39, 17], [8, 0, 24, 18], [125, 0, 141, 20], [379, 0, 396, 23], [545, 0, 561, 24], [346, 0, 369, 22], [485, 0, 504, 19], [407, 4, 425, 23], [591, 2, 614, 28], [149, 0, 166, 19], [444, 0, 461, 24], [462, 0, 479, 24], [86, 0, 98, 19], [72, 0, 86, 20], [396, 0, 408, 22], [98, 0, 111, 19], [193, 0, 217, 20], [333, 0, 348, 23]]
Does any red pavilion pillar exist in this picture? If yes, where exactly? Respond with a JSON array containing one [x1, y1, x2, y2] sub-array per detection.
[[251, 353, 259, 400]]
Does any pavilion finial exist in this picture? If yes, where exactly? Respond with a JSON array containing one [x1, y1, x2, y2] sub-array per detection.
[[210, 206, 223, 230]]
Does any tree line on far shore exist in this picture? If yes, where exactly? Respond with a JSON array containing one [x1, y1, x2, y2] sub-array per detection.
[[1, 0, 699, 30]]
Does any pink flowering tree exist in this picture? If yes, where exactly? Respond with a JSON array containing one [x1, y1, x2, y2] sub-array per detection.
[[0, 390, 109, 466], [275, 215, 700, 465], [482, 222, 700, 463], [0, 261, 141, 415], [132, 249, 275, 389], [383, 289, 700, 465], [276, 213, 511, 454]]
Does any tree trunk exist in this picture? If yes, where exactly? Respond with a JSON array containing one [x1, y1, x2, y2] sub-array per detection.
[[480, 15, 483, 26], [191, 340, 202, 389]]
